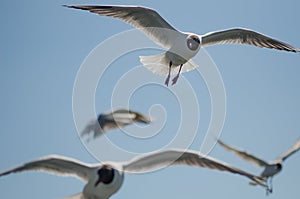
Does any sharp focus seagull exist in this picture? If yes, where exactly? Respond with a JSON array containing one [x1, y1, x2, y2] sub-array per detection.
[[0, 149, 270, 199], [81, 109, 152, 141], [217, 138, 300, 193], [64, 5, 299, 86]]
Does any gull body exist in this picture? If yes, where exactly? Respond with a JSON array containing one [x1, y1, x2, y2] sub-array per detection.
[[0, 149, 269, 198], [81, 109, 151, 141], [64, 5, 299, 86], [217, 138, 300, 192]]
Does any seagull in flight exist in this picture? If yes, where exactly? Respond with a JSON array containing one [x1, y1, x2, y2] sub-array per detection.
[[0, 149, 269, 199], [217, 138, 300, 193], [64, 4, 299, 86], [81, 109, 152, 141]]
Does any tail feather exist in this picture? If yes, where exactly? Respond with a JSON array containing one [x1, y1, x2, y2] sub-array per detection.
[[249, 181, 258, 186], [140, 53, 198, 76]]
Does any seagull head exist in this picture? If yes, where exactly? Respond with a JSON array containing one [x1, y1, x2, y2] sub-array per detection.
[[187, 35, 201, 51], [275, 163, 282, 172], [95, 165, 115, 186]]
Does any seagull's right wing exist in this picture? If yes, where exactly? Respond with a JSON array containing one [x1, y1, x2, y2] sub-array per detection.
[[123, 149, 268, 189], [64, 5, 180, 48], [278, 137, 300, 162], [111, 109, 151, 124], [217, 139, 269, 167], [108, 110, 137, 124], [201, 28, 299, 52], [0, 155, 93, 182]]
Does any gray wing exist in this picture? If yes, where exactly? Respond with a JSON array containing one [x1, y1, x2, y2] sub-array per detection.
[[103, 109, 151, 127], [278, 137, 300, 162], [0, 155, 93, 182], [64, 5, 180, 48], [106, 110, 136, 125], [201, 28, 299, 52], [123, 149, 267, 189], [217, 139, 269, 167], [81, 119, 104, 138], [111, 109, 151, 124]]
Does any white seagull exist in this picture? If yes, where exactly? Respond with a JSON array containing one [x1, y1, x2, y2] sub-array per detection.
[[64, 5, 299, 86], [0, 149, 269, 199], [217, 138, 300, 193], [81, 109, 152, 141]]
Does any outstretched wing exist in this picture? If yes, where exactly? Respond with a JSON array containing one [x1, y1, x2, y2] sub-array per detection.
[[123, 149, 268, 189], [81, 119, 103, 137], [217, 139, 269, 167], [64, 5, 180, 48], [112, 109, 151, 124], [201, 28, 299, 52], [278, 137, 300, 162], [0, 155, 93, 182]]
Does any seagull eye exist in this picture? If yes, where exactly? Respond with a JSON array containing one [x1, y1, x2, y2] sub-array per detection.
[[187, 35, 200, 51]]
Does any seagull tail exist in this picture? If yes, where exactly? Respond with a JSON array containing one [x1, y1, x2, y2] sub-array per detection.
[[140, 53, 170, 76], [249, 179, 272, 194], [249, 180, 258, 186], [140, 53, 198, 76], [249, 176, 267, 186]]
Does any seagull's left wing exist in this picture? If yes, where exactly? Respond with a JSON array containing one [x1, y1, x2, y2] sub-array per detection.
[[123, 149, 268, 189], [0, 155, 94, 182], [64, 5, 180, 48], [81, 119, 101, 137], [201, 28, 299, 52], [278, 137, 300, 162]]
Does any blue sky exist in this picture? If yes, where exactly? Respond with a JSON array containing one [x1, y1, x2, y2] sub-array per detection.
[[0, 0, 299, 198]]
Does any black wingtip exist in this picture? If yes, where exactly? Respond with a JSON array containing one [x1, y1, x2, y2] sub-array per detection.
[[62, 4, 71, 8], [62, 5, 84, 10], [62, 5, 115, 10]]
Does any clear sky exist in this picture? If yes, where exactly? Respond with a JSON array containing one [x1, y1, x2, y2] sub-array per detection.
[[0, 0, 299, 199]]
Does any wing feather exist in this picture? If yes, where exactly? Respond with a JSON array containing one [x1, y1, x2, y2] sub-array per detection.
[[0, 155, 93, 182], [64, 5, 180, 48], [217, 139, 269, 167], [201, 28, 299, 52], [278, 137, 300, 162], [123, 149, 267, 189]]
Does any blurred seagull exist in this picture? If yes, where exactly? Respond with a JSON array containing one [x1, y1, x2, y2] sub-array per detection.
[[217, 138, 300, 193], [81, 109, 152, 141], [64, 5, 299, 86], [0, 149, 269, 199]]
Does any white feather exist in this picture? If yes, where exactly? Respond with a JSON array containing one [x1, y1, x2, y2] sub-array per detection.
[[140, 53, 198, 76]]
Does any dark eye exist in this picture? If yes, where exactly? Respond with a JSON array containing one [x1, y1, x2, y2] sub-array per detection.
[[187, 35, 200, 51]]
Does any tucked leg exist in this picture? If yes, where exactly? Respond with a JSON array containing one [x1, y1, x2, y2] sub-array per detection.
[[269, 177, 273, 193], [171, 64, 183, 85], [164, 61, 172, 86], [266, 178, 273, 195]]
